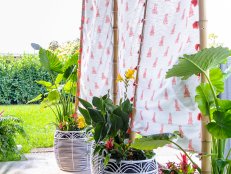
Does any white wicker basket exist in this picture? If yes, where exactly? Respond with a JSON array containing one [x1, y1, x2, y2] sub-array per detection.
[[54, 130, 92, 172]]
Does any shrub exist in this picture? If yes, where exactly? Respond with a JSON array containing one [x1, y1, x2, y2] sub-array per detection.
[[0, 54, 50, 104], [0, 111, 26, 161]]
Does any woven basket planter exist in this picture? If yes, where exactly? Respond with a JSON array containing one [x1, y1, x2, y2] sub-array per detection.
[[54, 130, 92, 172], [91, 152, 158, 174]]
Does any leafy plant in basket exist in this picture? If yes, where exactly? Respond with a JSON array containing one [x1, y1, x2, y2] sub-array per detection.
[[79, 69, 155, 166], [28, 48, 86, 131], [0, 111, 26, 161], [165, 47, 231, 174]]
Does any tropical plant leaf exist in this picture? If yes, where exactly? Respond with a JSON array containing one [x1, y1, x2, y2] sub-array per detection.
[[209, 68, 224, 94], [36, 80, 52, 88], [207, 111, 231, 139], [39, 48, 63, 73], [217, 99, 231, 112], [131, 133, 177, 150], [27, 94, 43, 104], [47, 90, 60, 102], [94, 123, 104, 143], [88, 108, 104, 123], [63, 53, 78, 71], [166, 47, 230, 80], [112, 107, 129, 132], [110, 114, 123, 133], [195, 83, 214, 116], [92, 97, 104, 111], [55, 74, 63, 84], [78, 107, 91, 125], [78, 98, 93, 109]]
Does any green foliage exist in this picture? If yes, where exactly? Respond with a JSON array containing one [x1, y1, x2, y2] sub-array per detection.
[[28, 48, 79, 131], [0, 54, 50, 104], [166, 47, 231, 174], [79, 93, 154, 163], [0, 111, 26, 161], [166, 47, 230, 80], [131, 133, 177, 150]]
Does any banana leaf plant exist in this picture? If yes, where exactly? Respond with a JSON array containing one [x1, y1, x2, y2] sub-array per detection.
[[28, 48, 80, 131], [165, 47, 231, 174]]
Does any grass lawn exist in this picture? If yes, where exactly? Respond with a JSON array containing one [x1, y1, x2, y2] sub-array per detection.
[[0, 104, 55, 153]]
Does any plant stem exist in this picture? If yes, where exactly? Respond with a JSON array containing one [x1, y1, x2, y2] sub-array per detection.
[[170, 140, 202, 174]]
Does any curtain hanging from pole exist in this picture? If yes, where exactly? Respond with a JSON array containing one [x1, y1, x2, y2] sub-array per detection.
[[78, 0, 201, 151]]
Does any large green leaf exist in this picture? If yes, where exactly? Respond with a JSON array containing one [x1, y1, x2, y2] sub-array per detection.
[[110, 113, 123, 133], [94, 123, 104, 143], [121, 99, 132, 114], [209, 68, 224, 94], [195, 83, 214, 116], [217, 99, 231, 112], [88, 108, 104, 123], [92, 97, 104, 111], [36, 80, 52, 88], [78, 107, 91, 125], [166, 47, 230, 80], [207, 111, 231, 139], [27, 94, 43, 104], [63, 53, 78, 71], [47, 90, 60, 102], [39, 48, 63, 73], [78, 98, 93, 109], [131, 133, 177, 150], [113, 107, 129, 132]]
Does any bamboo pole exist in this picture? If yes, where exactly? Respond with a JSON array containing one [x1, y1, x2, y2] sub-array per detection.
[[199, 0, 212, 173], [75, 0, 85, 113], [113, 0, 119, 104], [130, 0, 148, 141]]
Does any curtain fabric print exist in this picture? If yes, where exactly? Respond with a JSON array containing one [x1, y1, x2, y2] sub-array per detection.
[[79, 0, 201, 151]]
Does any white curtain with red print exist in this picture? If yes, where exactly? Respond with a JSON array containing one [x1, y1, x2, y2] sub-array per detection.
[[80, 0, 201, 151]]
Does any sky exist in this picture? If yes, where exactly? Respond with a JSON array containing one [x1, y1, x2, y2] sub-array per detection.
[[0, 0, 230, 54]]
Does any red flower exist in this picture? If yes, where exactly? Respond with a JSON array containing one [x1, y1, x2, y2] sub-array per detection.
[[197, 113, 202, 121], [126, 127, 131, 134], [105, 138, 114, 150], [178, 153, 188, 173], [59, 123, 63, 130], [72, 113, 77, 118]]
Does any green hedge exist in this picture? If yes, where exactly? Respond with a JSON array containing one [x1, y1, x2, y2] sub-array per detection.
[[0, 55, 50, 104]]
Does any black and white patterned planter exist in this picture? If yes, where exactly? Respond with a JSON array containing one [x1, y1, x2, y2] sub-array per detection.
[[54, 130, 92, 172], [91, 154, 158, 174]]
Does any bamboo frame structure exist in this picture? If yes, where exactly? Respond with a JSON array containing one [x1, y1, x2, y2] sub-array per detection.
[[74, 0, 85, 113], [130, 0, 148, 141], [199, 0, 212, 173], [113, 0, 119, 104]]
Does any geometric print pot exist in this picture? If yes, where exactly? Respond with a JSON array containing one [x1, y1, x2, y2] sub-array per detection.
[[91, 152, 158, 174], [54, 130, 92, 172]]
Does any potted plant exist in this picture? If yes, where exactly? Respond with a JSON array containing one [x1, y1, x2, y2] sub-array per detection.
[[28, 48, 91, 172], [0, 110, 26, 161], [79, 69, 158, 174], [165, 47, 231, 174]]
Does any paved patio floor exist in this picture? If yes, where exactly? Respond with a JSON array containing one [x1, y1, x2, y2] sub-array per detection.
[[0, 147, 200, 174]]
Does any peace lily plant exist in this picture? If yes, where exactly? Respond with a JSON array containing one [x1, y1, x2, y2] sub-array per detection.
[[165, 47, 231, 174]]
